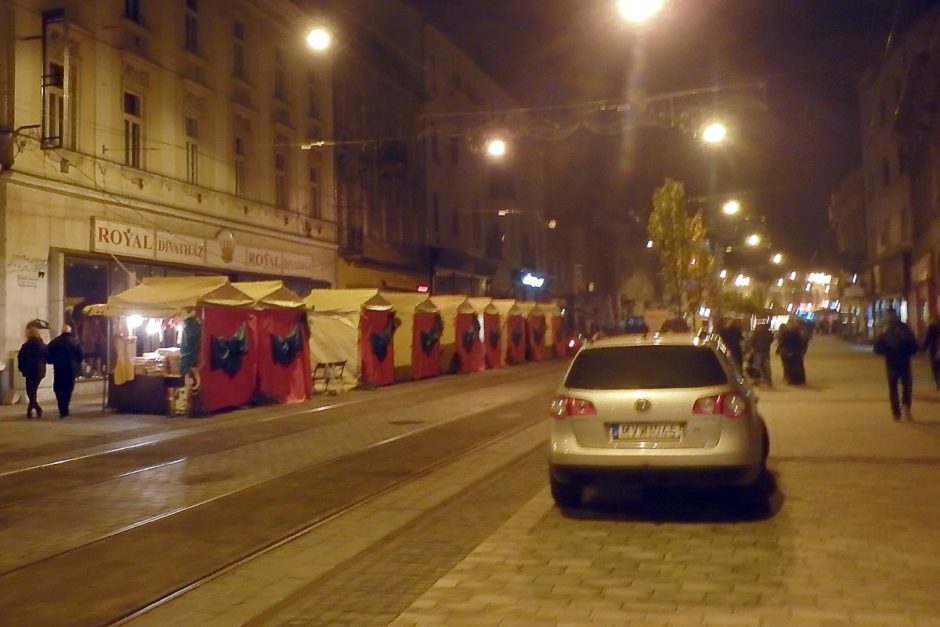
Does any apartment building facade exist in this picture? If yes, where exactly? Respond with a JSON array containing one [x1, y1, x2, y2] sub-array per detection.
[[0, 0, 336, 389]]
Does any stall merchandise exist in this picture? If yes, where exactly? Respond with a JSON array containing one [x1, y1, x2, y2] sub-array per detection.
[[381, 292, 441, 381], [304, 289, 396, 389]]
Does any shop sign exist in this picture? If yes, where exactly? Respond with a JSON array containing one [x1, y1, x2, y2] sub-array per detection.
[[93, 219, 155, 257], [247, 247, 283, 273], [282, 252, 317, 277], [520, 272, 546, 289], [156, 232, 206, 265], [92, 219, 328, 280]]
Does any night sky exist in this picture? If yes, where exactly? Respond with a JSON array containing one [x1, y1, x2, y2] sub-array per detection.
[[416, 0, 937, 265]]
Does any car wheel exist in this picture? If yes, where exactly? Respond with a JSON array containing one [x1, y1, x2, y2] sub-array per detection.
[[550, 476, 582, 508]]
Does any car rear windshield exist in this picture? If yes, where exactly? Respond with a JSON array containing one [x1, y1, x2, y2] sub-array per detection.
[[565, 345, 728, 390]]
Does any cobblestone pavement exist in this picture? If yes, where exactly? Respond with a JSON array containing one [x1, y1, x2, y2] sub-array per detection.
[[388, 338, 940, 627], [137, 337, 940, 627]]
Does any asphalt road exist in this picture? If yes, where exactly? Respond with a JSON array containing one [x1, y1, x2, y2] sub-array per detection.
[[1, 337, 938, 626]]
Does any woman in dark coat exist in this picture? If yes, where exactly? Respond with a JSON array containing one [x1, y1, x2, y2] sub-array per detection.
[[17, 327, 48, 418], [777, 321, 807, 385]]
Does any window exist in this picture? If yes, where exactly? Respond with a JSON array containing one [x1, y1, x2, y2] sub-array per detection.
[[273, 48, 286, 101], [234, 136, 246, 197], [184, 0, 199, 54], [185, 117, 198, 184], [42, 62, 67, 148], [275, 149, 288, 208], [307, 71, 319, 118], [123, 92, 142, 168], [472, 200, 482, 248], [431, 126, 441, 163], [566, 345, 727, 390], [308, 162, 321, 218], [233, 21, 246, 79], [125, 0, 142, 24]]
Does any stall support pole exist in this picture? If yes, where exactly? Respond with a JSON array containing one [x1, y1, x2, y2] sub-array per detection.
[[102, 317, 110, 412]]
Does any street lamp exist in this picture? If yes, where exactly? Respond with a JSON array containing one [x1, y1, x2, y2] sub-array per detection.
[[700, 121, 728, 145], [616, 0, 665, 23], [305, 27, 332, 52], [745, 233, 762, 247], [485, 137, 508, 160], [771, 252, 783, 265], [722, 199, 741, 216]]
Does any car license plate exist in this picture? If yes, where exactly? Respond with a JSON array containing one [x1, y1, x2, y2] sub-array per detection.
[[611, 423, 685, 441]]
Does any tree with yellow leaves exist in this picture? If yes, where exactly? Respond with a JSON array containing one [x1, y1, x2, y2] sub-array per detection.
[[647, 178, 716, 322]]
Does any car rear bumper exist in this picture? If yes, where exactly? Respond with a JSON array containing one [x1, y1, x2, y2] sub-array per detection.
[[549, 462, 763, 488]]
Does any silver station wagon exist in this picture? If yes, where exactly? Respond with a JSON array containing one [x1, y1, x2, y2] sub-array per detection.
[[548, 333, 769, 507]]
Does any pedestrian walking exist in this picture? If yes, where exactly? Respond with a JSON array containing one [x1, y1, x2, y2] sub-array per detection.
[[873, 308, 920, 421], [746, 322, 775, 387], [46, 324, 84, 418], [16, 326, 48, 419], [777, 321, 807, 385], [718, 319, 745, 369], [925, 317, 940, 391]]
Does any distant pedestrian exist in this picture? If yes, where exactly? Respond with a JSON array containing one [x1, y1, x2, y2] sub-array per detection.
[[747, 322, 775, 387], [718, 319, 745, 369], [777, 321, 807, 385], [925, 318, 940, 391], [46, 324, 84, 418], [17, 326, 48, 419], [873, 309, 919, 421]]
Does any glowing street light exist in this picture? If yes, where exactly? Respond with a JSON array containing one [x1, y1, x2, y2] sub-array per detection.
[[701, 121, 728, 145], [722, 199, 741, 216], [485, 137, 508, 160], [646, 239, 654, 248], [745, 233, 762, 247], [771, 252, 783, 265], [616, 0, 665, 23], [305, 27, 332, 51]]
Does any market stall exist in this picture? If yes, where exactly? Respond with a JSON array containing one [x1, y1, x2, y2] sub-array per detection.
[[429, 295, 468, 373], [381, 292, 441, 381], [467, 297, 501, 369], [453, 298, 484, 373], [540, 301, 567, 358], [304, 289, 395, 389], [84, 276, 254, 416], [492, 299, 525, 365], [515, 301, 547, 362], [233, 281, 310, 404]]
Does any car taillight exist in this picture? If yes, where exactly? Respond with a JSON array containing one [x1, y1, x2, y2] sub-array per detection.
[[549, 395, 597, 419], [692, 393, 748, 418]]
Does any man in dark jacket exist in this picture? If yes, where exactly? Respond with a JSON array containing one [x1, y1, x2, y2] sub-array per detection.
[[747, 322, 775, 387], [873, 309, 920, 420], [46, 324, 84, 418], [17, 326, 48, 418], [777, 321, 807, 384], [718, 319, 745, 369]]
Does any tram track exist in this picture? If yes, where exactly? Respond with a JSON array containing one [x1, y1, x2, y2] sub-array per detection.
[[0, 364, 558, 505], [0, 375, 556, 626]]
